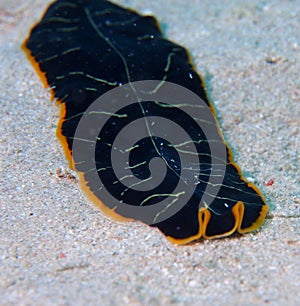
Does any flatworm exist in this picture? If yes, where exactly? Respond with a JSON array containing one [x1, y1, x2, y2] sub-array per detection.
[[22, 0, 268, 244]]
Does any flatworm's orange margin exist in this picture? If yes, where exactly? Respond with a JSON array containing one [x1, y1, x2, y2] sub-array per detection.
[[22, 25, 268, 244], [22, 38, 132, 223]]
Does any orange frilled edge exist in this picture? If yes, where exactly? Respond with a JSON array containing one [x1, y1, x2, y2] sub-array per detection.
[[21, 0, 268, 244]]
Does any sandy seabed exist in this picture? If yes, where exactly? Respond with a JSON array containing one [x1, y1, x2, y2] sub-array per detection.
[[0, 0, 299, 305]]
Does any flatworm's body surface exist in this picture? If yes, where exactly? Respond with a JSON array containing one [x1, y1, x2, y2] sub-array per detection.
[[22, 0, 268, 244]]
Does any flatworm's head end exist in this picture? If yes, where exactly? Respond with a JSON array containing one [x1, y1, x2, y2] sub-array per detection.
[[238, 204, 269, 234], [164, 210, 203, 245], [201, 204, 241, 240]]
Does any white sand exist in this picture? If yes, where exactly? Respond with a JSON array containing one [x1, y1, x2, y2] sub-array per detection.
[[0, 0, 299, 305]]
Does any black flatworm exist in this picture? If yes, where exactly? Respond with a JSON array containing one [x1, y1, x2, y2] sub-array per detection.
[[22, 0, 268, 244]]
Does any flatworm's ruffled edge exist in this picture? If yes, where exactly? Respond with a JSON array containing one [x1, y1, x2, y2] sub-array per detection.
[[167, 201, 269, 245], [22, 35, 269, 244]]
